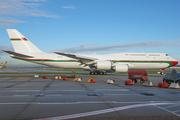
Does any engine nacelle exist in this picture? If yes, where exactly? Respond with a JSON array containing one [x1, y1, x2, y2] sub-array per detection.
[[96, 61, 112, 70], [114, 64, 129, 73]]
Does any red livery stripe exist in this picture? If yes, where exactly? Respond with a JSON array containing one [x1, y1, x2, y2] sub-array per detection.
[[22, 37, 28, 41]]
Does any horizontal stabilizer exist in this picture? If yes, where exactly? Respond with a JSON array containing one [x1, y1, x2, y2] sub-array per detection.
[[3, 50, 34, 58]]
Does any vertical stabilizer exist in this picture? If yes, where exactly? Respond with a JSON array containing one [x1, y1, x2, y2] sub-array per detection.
[[7, 29, 43, 53], [3, 61, 7, 66]]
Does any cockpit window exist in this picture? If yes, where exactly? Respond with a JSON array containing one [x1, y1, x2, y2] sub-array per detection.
[[166, 54, 169, 56]]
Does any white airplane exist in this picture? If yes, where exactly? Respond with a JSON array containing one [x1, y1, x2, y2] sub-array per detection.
[[0, 61, 7, 69], [3, 29, 178, 75]]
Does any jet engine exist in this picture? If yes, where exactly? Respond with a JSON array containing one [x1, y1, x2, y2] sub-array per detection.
[[95, 61, 112, 70], [92, 61, 129, 73], [113, 64, 129, 73]]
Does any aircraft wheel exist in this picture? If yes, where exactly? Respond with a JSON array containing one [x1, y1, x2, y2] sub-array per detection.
[[102, 72, 106, 75]]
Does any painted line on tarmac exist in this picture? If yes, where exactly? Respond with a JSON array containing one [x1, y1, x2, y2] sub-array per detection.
[[0, 101, 180, 105], [95, 89, 130, 91], [173, 109, 180, 113], [11, 90, 85, 92], [45, 94, 62, 96], [50, 85, 80, 86], [36, 102, 180, 120], [14, 90, 42, 92], [41, 90, 85, 91], [103, 94, 140, 96], [0, 101, 118, 105], [155, 105, 180, 117], [0, 102, 32, 105], [13, 95, 31, 97], [163, 104, 180, 108]]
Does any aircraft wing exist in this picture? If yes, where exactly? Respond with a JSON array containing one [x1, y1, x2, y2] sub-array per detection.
[[54, 52, 97, 65], [3, 50, 34, 58]]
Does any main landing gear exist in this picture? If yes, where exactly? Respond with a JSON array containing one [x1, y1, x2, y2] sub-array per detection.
[[90, 71, 106, 75]]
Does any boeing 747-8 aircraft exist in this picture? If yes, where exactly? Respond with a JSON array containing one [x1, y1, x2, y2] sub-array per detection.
[[3, 29, 178, 75]]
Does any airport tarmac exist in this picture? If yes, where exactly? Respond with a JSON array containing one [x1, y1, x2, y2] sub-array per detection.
[[0, 76, 180, 120], [0, 68, 128, 76]]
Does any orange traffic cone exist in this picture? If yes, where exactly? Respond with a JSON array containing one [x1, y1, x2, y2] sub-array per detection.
[[128, 80, 134, 85], [88, 78, 92, 82], [92, 79, 96, 83], [125, 80, 128, 85], [64, 77, 68, 80], [158, 82, 162, 87], [43, 76, 47, 79], [73, 78, 77, 82], [162, 82, 169, 88]]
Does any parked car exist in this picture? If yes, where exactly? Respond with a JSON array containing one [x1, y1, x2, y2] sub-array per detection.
[[163, 72, 180, 84]]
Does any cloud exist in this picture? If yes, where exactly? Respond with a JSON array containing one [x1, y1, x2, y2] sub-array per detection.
[[0, 18, 26, 27], [62, 5, 76, 9], [50, 40, 180, 53], [0, 0, 60, 26], [0, 0, 60, 18]]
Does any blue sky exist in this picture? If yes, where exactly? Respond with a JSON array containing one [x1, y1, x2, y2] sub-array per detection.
[[0, 0, 180, 67]]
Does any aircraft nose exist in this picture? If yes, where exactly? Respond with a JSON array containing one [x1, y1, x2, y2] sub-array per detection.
[[171, 61, 178, 67]]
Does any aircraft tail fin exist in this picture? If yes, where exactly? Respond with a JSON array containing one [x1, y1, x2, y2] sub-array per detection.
[[2, 61, 7, 66], [6, 29, 43, 53]]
